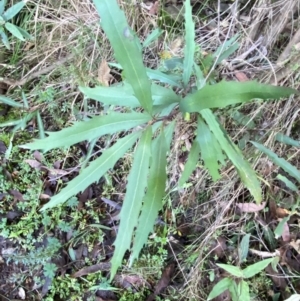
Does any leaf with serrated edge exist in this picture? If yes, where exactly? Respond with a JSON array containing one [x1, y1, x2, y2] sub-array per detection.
[[196, 117, 225, 181], [251, 141, 300, 182], [180, 81, 297, 113], [20, 112, 150, 152], [178, 139, 200, 186], [201, 109, 262, 203], [128, 130, 168, 268], [41, 131, 141, 211], [242, 258, 274, 278], [110, 127, 152, 280], [183, 0, 195, 87], [207, 277, 233, 300], [93, 0, 153, 113]]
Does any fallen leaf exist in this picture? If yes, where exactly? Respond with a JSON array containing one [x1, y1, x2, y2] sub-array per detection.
[[72, 262, 111, 278], [290, 240, 300, 254], [235, 71, 249, 82], [236, 202, 266, 213], [149, 1, 159, 15], [33, 150, 44, 162], [24, 159, 42, 169], [9, 189, 24, 202], [276, 207, 291, 218], [39, 194, 51, 200], [282, 222, 290, 242], [98, 60, 112, 87]]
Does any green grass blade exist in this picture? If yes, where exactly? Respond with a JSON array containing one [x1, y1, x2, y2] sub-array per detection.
[[93, 0, 153, 114], [146, 68, 182, 87], [276, 174, 299, 192], [129, 130, 168, 266], [178, 139, 200, 187], [196, 117, 225, 181], [110, 127, 152, 280], [0, 95, 23, 108], [201, 109, 262, 203], [251, 141, 300, 182], [3, 0, 25, 20], [36, 111, 45, 139], [20, 112, 151, 152], [183, 0, 195, 87], [41, 131, 141, 211], [180, 81, 298, 113]]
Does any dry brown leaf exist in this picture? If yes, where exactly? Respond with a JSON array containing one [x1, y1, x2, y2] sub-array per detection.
[[33, 150, 44, 162], [24, 159, 42, 169], [39, 194, 51, 200], [169, 37, 182, 55], [98, 60, 112, 87], [149, 1, 159, 15], [290, 240, 300, 254], [72, 262, 111, 278], [236, 201, 266, 213], [282, 222, 291, 242], [9, 189, 24, 202], [235, 71, 249, 82], [276, 207, 291, 218]]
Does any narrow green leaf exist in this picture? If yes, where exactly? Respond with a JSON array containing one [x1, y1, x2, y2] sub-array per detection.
[[0, 0, 7, 15], [239, 234, 250, 263], [275, 132, 300, 147], [251, 141, 300, 182], [142, 28, 163, 48], [128, 130, 168, 267], [5, 22, 24, 40], [207, 277, 232, 300], [276, 174, 299, 192], [178, 139, 200, 186], [183, 0, 195, 87], [274, 216, 290, 239], [146, 68, 182, 87], [242, 258, 274, 278], [238, 280, 250, 301], [180, 81, 297, 113], [217, 264, 243, 278], [213, 34, 239, 64], [196, 117, 225, 181], [0, 95, 23, 108], [164, 120, 175, 152], [93, 0, 153, 113], [202, 109, 262, 203], [3, 0, 25, 20], [80, 83, 180, 109], [13, 24, 32, 40], [36, 111, 45, 139], [0, 118, 23, 127], [41, 131, 141, 211], [110, 127, 152, 280], [0, 28, 9, 49], [228, 281, 239, 301], [20, 112, 151, 152]]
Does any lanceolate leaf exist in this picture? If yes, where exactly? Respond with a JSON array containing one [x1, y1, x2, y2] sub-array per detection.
[[3, 0, 25, 20], [183, 0, 195, 87], [207, 277, 233, 300], [5, 22, 24, 40], [252, 141, 300, 182], [217, 264, 243, 278], [0, 95, 24, 108], [110, 127, 152, 280], [196, 117, 225, 181], [21, 112, 151, 152], [201, 109, 262, 203], [80, 82, 180, 109], [41, 131, 141, 211], [178, 139, 200, 187], [180, 81, 297, 113], [129, 130, 168, 266], [242, 258, 274, 278], [93, 0, 153, 114]]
